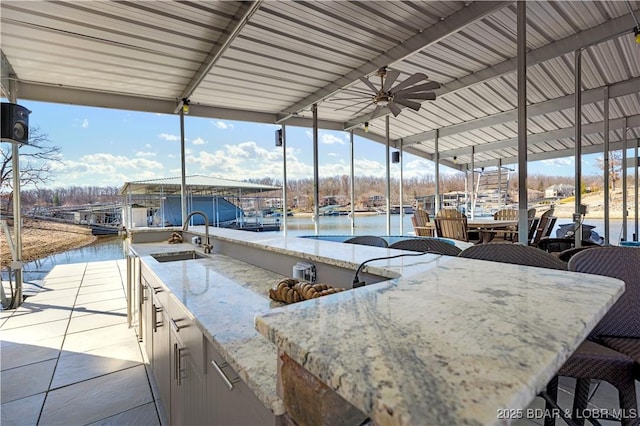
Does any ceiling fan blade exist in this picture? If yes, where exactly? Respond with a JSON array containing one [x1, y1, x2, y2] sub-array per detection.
[[368, 104, 385, 120], [359, 76, 379, 94], [395, 92, 436, 101], [382, 70, 400, 92], [394, 98, 422, 111], [393, 81, 440, 95], [390, 72, 428, 93], [388, 102, 402, 117], [351, 101, 375, 117], [334, 99, 372, 112]]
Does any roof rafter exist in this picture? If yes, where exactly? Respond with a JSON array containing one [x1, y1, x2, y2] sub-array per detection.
[[439, 113, 640, 159], [173, 0, 263, 113], [401, 76, 640, 146], [344, 9, 639, 131], [276, 1, 510, 122]]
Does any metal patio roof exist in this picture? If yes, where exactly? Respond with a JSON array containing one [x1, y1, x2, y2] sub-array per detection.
[[2, 0, 639, 171], [120, 175, 281, 195]]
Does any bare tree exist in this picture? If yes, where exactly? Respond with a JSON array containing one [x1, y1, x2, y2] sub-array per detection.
[[1, 127, 62, 192], [595, 151, 622, 191]]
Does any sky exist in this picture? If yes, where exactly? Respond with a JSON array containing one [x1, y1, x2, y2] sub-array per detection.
[[1, 99, 605, 190]]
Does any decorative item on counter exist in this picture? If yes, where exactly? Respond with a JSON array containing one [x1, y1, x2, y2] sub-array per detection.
[[269, 278, 343, 304], [168, 232, 183, 244]]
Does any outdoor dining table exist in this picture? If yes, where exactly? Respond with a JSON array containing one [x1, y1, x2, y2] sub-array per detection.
[[467, 218, 519, 243]]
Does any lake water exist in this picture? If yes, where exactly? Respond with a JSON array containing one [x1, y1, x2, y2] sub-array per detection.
[[7, 215, 636, 283]]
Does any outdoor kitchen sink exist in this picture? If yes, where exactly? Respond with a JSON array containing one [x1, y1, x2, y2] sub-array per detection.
[[151, 250, 209, 263]]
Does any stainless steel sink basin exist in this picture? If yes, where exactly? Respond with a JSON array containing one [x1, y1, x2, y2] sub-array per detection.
[[151, 250, 208, 262]]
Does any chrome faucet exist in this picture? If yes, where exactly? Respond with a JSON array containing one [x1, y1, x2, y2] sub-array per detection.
[[182, 210, 212, 254]]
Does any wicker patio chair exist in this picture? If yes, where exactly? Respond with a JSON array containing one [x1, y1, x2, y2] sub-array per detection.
[[457, 242, 567, 270], [343, 235, 388, 248], [458, 243, 637, 426], [569, 246, 640, 379], [389, 238, 462, 256]]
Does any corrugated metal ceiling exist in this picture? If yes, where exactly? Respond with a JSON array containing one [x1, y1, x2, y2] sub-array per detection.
[[1, 0, 639, 170]]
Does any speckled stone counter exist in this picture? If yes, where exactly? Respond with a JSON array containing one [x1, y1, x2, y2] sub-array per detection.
[[130, 228, 624, 426], [255, 253, 625, 426], [130, 241, 287, 415]]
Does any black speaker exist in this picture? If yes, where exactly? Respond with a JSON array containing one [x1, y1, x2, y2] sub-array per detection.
[[275, 129, 283, 147], [1, 103, 30, 144], [392, 151, 400, 163]]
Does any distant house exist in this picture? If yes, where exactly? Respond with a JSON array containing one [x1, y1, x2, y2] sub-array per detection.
[[545, 184, 575, 199]]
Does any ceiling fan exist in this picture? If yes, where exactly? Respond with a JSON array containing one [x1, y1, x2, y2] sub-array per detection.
[[332, 67, 440, 119]]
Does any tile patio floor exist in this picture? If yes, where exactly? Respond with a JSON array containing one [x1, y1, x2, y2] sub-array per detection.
[[0, 260, 637, 425]]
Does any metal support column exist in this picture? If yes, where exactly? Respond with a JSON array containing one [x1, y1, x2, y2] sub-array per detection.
[[8, 80, 23, 308], [574, 49, 583, 248], [517, 1, 529, 245], [399, 139, 404, 235], [281, 124, 288, 236], [385, 115, 391, 235], [180, 108, 187, 227], [498, 159, 503, 208], [434, 129, 440, 215], [622, 120, 628, 241], [470, 146, 475, 220], [350, 130, 355, 235], [312, 104, 319, 235], [603, 86, 610, 245], [635, 139, 639, 241]]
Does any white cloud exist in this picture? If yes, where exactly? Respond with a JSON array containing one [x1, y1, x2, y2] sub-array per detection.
[[192, 137, 206, 145], [159, 133, 179, 141], [144, 143, 152, 149], [541, 158, 573, 167], [136, 151, 157, 157], [328, 152, 339, 157], [321, 132, 346, 145], [168, 153, 176, 158], [212, 121, 234, 129], [81, 119, 89, 128]]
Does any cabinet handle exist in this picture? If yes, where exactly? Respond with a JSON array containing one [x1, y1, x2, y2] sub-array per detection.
[[170, 318, 181, 332], [152, 305, 162, 332], [211, 359, 240, 391], [174, 343, 188, 386], [152, 286, 162, 294]]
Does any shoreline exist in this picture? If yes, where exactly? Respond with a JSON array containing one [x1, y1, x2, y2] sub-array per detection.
[[1, 218, 99, 269]]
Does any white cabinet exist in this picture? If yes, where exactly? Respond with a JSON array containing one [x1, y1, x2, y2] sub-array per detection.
[[206, 338, 279, 426]]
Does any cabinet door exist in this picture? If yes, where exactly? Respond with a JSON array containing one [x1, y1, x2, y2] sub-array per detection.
[[151, 299, 171, 421], [170, 320, 208, 426], [206, 339, 277, 426], [141, 277, 153, 360]]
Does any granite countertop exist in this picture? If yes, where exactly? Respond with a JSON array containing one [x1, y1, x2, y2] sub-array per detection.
[[130, 241, 288, 415], [131, 228, 624, 426], [255, 253, 625, 426]]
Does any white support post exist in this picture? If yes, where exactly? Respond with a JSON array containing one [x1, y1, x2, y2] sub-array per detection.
[[281, 124, 288, 236], [385, 115, 391, 235], [180, 108, 187, 227], [312, 104, 319, 235], [350, 130, 355, 235], [399, 139, 404, 235], [622, 120, 628, 241], [603, 86, 610, 245], [470, 146, 475, 219], [434, 129, 440, 215], [517, 1, 529, 245], [635, 139, 639, 241], [574, 49, 583, 248]]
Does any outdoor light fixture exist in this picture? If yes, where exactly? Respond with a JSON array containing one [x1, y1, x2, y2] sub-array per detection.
[[364, 122, 369, 132], [453, 156, 458, 164], [635, 26, 640, 44], [182, 99, 190, 115]]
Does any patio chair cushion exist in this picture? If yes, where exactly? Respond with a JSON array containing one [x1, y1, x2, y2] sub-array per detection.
[[343, 235, 388, 248], [458, 243, 567, 270], [388, 238, 461, 256], [600, 337, 640, 378]]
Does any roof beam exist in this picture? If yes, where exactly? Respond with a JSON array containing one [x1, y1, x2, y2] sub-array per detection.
[[173, 1, 263, 113], [277, 1, 510, 122], [474, 138, 639, 169], [345, 9, 639, 130], [0, 50, 16, 100], [402, 76, 640, 146], [441, 114, 640, 159]]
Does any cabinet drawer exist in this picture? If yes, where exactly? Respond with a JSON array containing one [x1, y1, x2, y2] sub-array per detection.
[[168, 295, 205, 374]]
